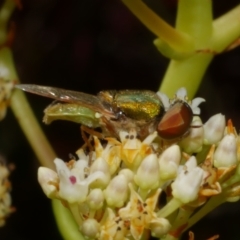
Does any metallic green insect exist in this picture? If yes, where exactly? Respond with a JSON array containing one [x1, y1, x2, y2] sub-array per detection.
[[16, 85, 165, 140]]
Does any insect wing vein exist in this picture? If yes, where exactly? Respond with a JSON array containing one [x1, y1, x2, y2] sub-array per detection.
[[16, 84, 114, 117]]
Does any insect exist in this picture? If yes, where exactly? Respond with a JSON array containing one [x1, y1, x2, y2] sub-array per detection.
[[15, 84, 193, 140]]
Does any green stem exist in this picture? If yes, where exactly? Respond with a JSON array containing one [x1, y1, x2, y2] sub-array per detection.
[[52, 200, 85, 240], [159, 0, 214, 97], [176, 0, 213, 47], [160, 3, 240, 98], [160, 234, 178, 240], [122, 1, 240, 99], [222, 174, 240, 189], [0, 1, 55, 169], [186, 194, 225, 230], [169, 207, 193, 236], [11, 89, 56, 169], [121, 0, 194, 52], [0, 47, 57, 169], [196, 145, 211, 164], [212, 5, 240, 52], [159, 54, 213, 98], [157, 198, 182, 218], [3, 45, 83, 240], [68, 203, 83, 226], [0, 0, 16, 45]]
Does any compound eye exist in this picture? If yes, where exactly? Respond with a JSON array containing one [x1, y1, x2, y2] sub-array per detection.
[[157, 101, 193, 140]]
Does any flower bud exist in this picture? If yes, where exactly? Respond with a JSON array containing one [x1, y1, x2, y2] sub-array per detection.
[[86, 188, 104, 210], [119, 169, 134, 183], [104, 175, 128, 208], [180, 116, 204, 153], [81, 218, 100, 239], [203, 113, 226, 144], [172, 157, 204, 204], [90, 157, 109, 175], [94, 136, 121, 175], [214, 134, 237, 168], [150, 218, 171, 238], [185, 155, 198, 169], [75, 148, 89, 161], [38, 167, 58, 198], [134, 154, 159, 190], [103, 145, 121, 175], [90, 158, 110, 188], [158, 145, 181, 181]]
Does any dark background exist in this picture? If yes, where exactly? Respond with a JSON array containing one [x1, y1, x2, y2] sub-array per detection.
[[0, 0, 240, 239]]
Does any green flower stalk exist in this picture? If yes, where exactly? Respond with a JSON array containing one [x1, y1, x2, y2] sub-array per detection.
[[0, 0, 56, 169], [122, 0, 240, 98], [0, 46, 56, 169]]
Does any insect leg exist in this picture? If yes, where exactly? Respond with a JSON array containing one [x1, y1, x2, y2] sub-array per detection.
[[81, 125, 104, 139], [80, 125, 94, 152]]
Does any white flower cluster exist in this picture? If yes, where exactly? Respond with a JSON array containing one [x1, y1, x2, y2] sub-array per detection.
[[38, 89, 240, 240]]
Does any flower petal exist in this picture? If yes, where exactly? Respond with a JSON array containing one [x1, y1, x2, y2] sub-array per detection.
[[176, 87, 187, 98]]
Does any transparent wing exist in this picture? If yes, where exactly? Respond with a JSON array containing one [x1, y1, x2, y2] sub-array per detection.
[[15, 84, 113, 115]]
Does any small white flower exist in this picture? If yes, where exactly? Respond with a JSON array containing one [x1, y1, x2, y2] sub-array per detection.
[[150, 218, 172, 238], [214, 134, 238, 168], [104, 174, 129, 208], [89, 157, 111, 188], [94, 136, 121, 175], [38, 167, 58, 198], [119, 184, 171, 239], [120, 129, 156, 170], [100, 208, 130, 240], [80, 218, 100, 239], [203, 113, 226, 145], [157, 87, 205, 115], [119, 129, 142, 149], [172, 156, 204, 204], [118, 168, 134, 183], [180, 116, 204, 153], [158, 145, 181, 181], [86, 188, 104, 210], [134, 154, 160, 190], [54, 158, 108, 203]]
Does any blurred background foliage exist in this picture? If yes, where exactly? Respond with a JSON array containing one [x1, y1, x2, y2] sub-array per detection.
[[0, 0, 240, 239]]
